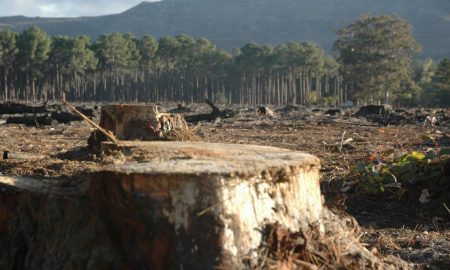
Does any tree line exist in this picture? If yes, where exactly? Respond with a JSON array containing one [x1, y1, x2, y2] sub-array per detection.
[[334, 14, 449, 107], [0, 26, 341, 105], [0, 15, 448, 106]]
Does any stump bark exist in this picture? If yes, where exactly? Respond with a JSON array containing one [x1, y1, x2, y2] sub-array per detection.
[[89, 105, 188, 146], [0, 142, 322, 269]]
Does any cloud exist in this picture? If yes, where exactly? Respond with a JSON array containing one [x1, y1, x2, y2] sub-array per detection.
[[0, 0, 158, 17]]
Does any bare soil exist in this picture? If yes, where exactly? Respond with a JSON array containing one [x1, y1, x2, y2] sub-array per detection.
[[1, 103, 449, 269]]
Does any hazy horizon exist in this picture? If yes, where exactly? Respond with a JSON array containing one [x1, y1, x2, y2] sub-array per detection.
[[0, 0, 159, 18]]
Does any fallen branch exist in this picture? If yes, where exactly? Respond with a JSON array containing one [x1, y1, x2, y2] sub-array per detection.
[[0, 101, 47, 115], [184, 99, 237, 123], [62, 98, 120, 146], [444, 203, 450, 216]]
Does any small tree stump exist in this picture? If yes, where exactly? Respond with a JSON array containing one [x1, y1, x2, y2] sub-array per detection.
[[355, 105, 388, 117], [90, 105, 188, 145], [257, 106, 274, 116]]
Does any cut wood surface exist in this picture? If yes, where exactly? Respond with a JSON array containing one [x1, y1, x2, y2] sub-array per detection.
[[101, 140, 320, 175], [97, 141, 322, 269]]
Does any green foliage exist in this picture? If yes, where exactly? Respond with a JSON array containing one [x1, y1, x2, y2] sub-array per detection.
[[51, 35, 98, 75], [13, 26, 51, 100], [0, 29, 18, 66], [0, 18, 443, 105], [323, 55, 339, 76], [0, 20, 434, 105], [0, 0, 448, 60], [413, 58, 435, 84], [0, 29, 19, 99], [392, 80, 421, 107], [417, 58, 450, 106], [95, 33, 135, 70], [138, 35, 158, 70], [0, 23, 340, 103], [17, 26, 51, 79], [431, 58, 450, 106], [0, 23, 340, 104], [308, 91, 318, 104], [334, 14, 421, 105], [347, 146, 447, 194]]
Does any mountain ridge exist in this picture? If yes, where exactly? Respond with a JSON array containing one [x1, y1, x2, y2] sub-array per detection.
[[0, 0, 449, 58]]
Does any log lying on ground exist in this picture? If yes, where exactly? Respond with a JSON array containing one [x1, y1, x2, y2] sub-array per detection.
[[75, 106, 96, 118], [6, 115, 55, 126], [184, 99, 238, 123], [5, 111, 86, 126], [50, 111, 83, 124], [353, 106, 450, 126], [354, 105, 402, 125], [275, 105, 303, 114], [325, 108, 342, 116], [168, 103, 191, 113], [0, 101, 96, 126], [0, 102, 47, 115], [88, 104, 188, 146], [44, 103, 97, 117], [0, 102, 96, 117]]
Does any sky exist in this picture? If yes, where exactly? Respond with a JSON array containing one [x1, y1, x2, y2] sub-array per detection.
[[0, 0, 159, 17]]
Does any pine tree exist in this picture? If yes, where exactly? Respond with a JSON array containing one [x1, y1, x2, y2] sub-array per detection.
[[0, 29, 19, 100], [334, 15, 421, 105], [17, 26, 51, 101]]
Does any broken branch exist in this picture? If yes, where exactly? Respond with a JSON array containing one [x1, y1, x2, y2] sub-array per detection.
[[62, 98, 120, 146]]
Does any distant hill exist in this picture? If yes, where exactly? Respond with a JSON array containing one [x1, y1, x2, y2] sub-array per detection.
[[0, 0, 449, 58]]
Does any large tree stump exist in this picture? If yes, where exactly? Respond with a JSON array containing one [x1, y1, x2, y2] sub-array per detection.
[[0, 142, 322, 269]]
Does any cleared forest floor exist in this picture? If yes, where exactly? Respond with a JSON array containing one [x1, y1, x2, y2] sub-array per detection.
[[1, 103, 449, 269]]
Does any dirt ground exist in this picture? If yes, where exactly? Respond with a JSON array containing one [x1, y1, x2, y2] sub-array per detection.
[[0, 103, 449, 269]]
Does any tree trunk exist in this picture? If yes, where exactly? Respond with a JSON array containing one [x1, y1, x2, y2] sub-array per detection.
[[3, 66, 8, 101], [31, 79, 36, 102]]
